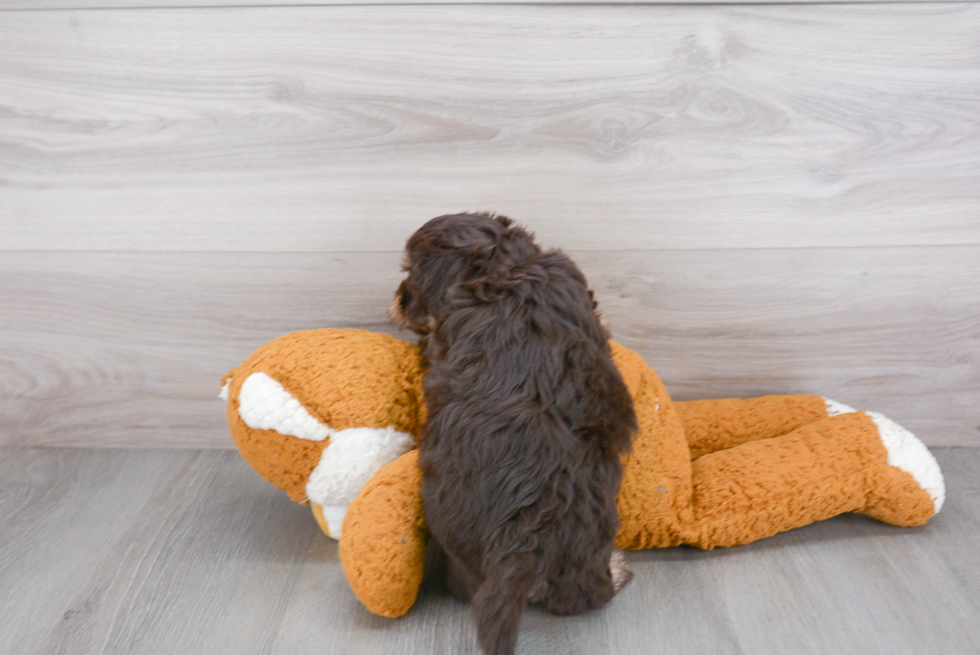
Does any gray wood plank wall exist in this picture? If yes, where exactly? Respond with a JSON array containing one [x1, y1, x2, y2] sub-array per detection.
[[0, 0, 962, 7], [1, 4, 978, 448]]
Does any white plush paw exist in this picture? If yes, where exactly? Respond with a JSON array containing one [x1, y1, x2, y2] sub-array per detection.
[[866, 411, 946, 513], [823, 397, 857, 416], [305, 427, 416, 511], [318, 504, 349, 539]]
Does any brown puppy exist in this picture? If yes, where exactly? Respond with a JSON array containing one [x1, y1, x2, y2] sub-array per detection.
[[390, 213, 636, 655]]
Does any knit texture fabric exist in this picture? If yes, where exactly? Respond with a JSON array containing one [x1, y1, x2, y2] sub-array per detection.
[[339, 450, 427, 619], [224, 329, 426, 501], [223, 329, 944, 618]]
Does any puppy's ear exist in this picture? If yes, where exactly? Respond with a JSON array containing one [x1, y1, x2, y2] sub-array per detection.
[[390, 278, 431, 334]]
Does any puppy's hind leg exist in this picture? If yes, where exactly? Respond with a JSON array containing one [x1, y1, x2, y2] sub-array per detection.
[[445, 550, 482, 603], [610, 549, 634, 592], [544, 551, 623, 617]]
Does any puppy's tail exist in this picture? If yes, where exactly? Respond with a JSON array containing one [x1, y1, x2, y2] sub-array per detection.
[[473, 553, 536, 655]]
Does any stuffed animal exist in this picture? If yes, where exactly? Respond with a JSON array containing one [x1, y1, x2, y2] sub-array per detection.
[[222, 328, 945, 619]]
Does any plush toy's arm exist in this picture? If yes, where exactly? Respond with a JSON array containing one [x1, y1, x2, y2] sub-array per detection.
[[675, 395, 838, 459], [338, 450, 428, 618]]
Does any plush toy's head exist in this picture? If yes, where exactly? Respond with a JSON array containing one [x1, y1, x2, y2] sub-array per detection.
[[221, 327, 689, 617], [222, 328, 691, 547], [222, 329, 427, 536]]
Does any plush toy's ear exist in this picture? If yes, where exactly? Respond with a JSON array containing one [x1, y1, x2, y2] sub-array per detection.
[[338, 450, 428, 618]]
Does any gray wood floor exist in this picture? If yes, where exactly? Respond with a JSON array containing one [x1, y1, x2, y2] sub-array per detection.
[[1, 447, 977, 655]]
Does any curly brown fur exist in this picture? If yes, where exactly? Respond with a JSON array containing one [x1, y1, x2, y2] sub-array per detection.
[[391, 213, 637, 655]]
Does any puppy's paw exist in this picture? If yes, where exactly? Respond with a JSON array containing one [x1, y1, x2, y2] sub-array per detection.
[[610, 550, 633, 592]]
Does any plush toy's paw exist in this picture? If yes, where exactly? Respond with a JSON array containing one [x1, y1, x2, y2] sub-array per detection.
[[339, 450, 427, 618], [823, 401, 944, 523], [304, 426, 416, 537], [311, 502, 347, 540], [860, 411, 945, 526]]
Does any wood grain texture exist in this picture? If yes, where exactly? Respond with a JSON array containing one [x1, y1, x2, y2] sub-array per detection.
[[1, 4, 978, 252], [0, 0, 960, 9], [0, 448, 187, 654], [593, 247, 980, 447], [1, 447, 977, 654], [33, 449, 321, 655], [1, 246, 977, 449]]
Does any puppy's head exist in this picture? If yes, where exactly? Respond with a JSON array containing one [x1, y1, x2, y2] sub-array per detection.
[[389, 213, 539, 334]]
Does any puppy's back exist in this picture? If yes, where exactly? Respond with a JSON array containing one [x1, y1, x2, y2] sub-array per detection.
[[420, 247, 636, 655]]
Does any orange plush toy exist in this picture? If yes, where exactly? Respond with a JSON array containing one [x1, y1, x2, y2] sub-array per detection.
[[222, 329, 945, 619]]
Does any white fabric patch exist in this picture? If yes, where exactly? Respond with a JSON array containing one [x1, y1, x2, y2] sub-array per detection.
[[237, 372, 333, 441], [305, 427, 416, 507], [219, 380, 230, 401], [866, 411, 946, 513], [319, 504, 348, 539], [823, 397, 857, 416]]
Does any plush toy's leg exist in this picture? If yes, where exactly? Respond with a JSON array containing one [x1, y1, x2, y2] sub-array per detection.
[[338, 450, 428, 618], [678, 411, 945, 549], [675, 395, 844, 459]]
